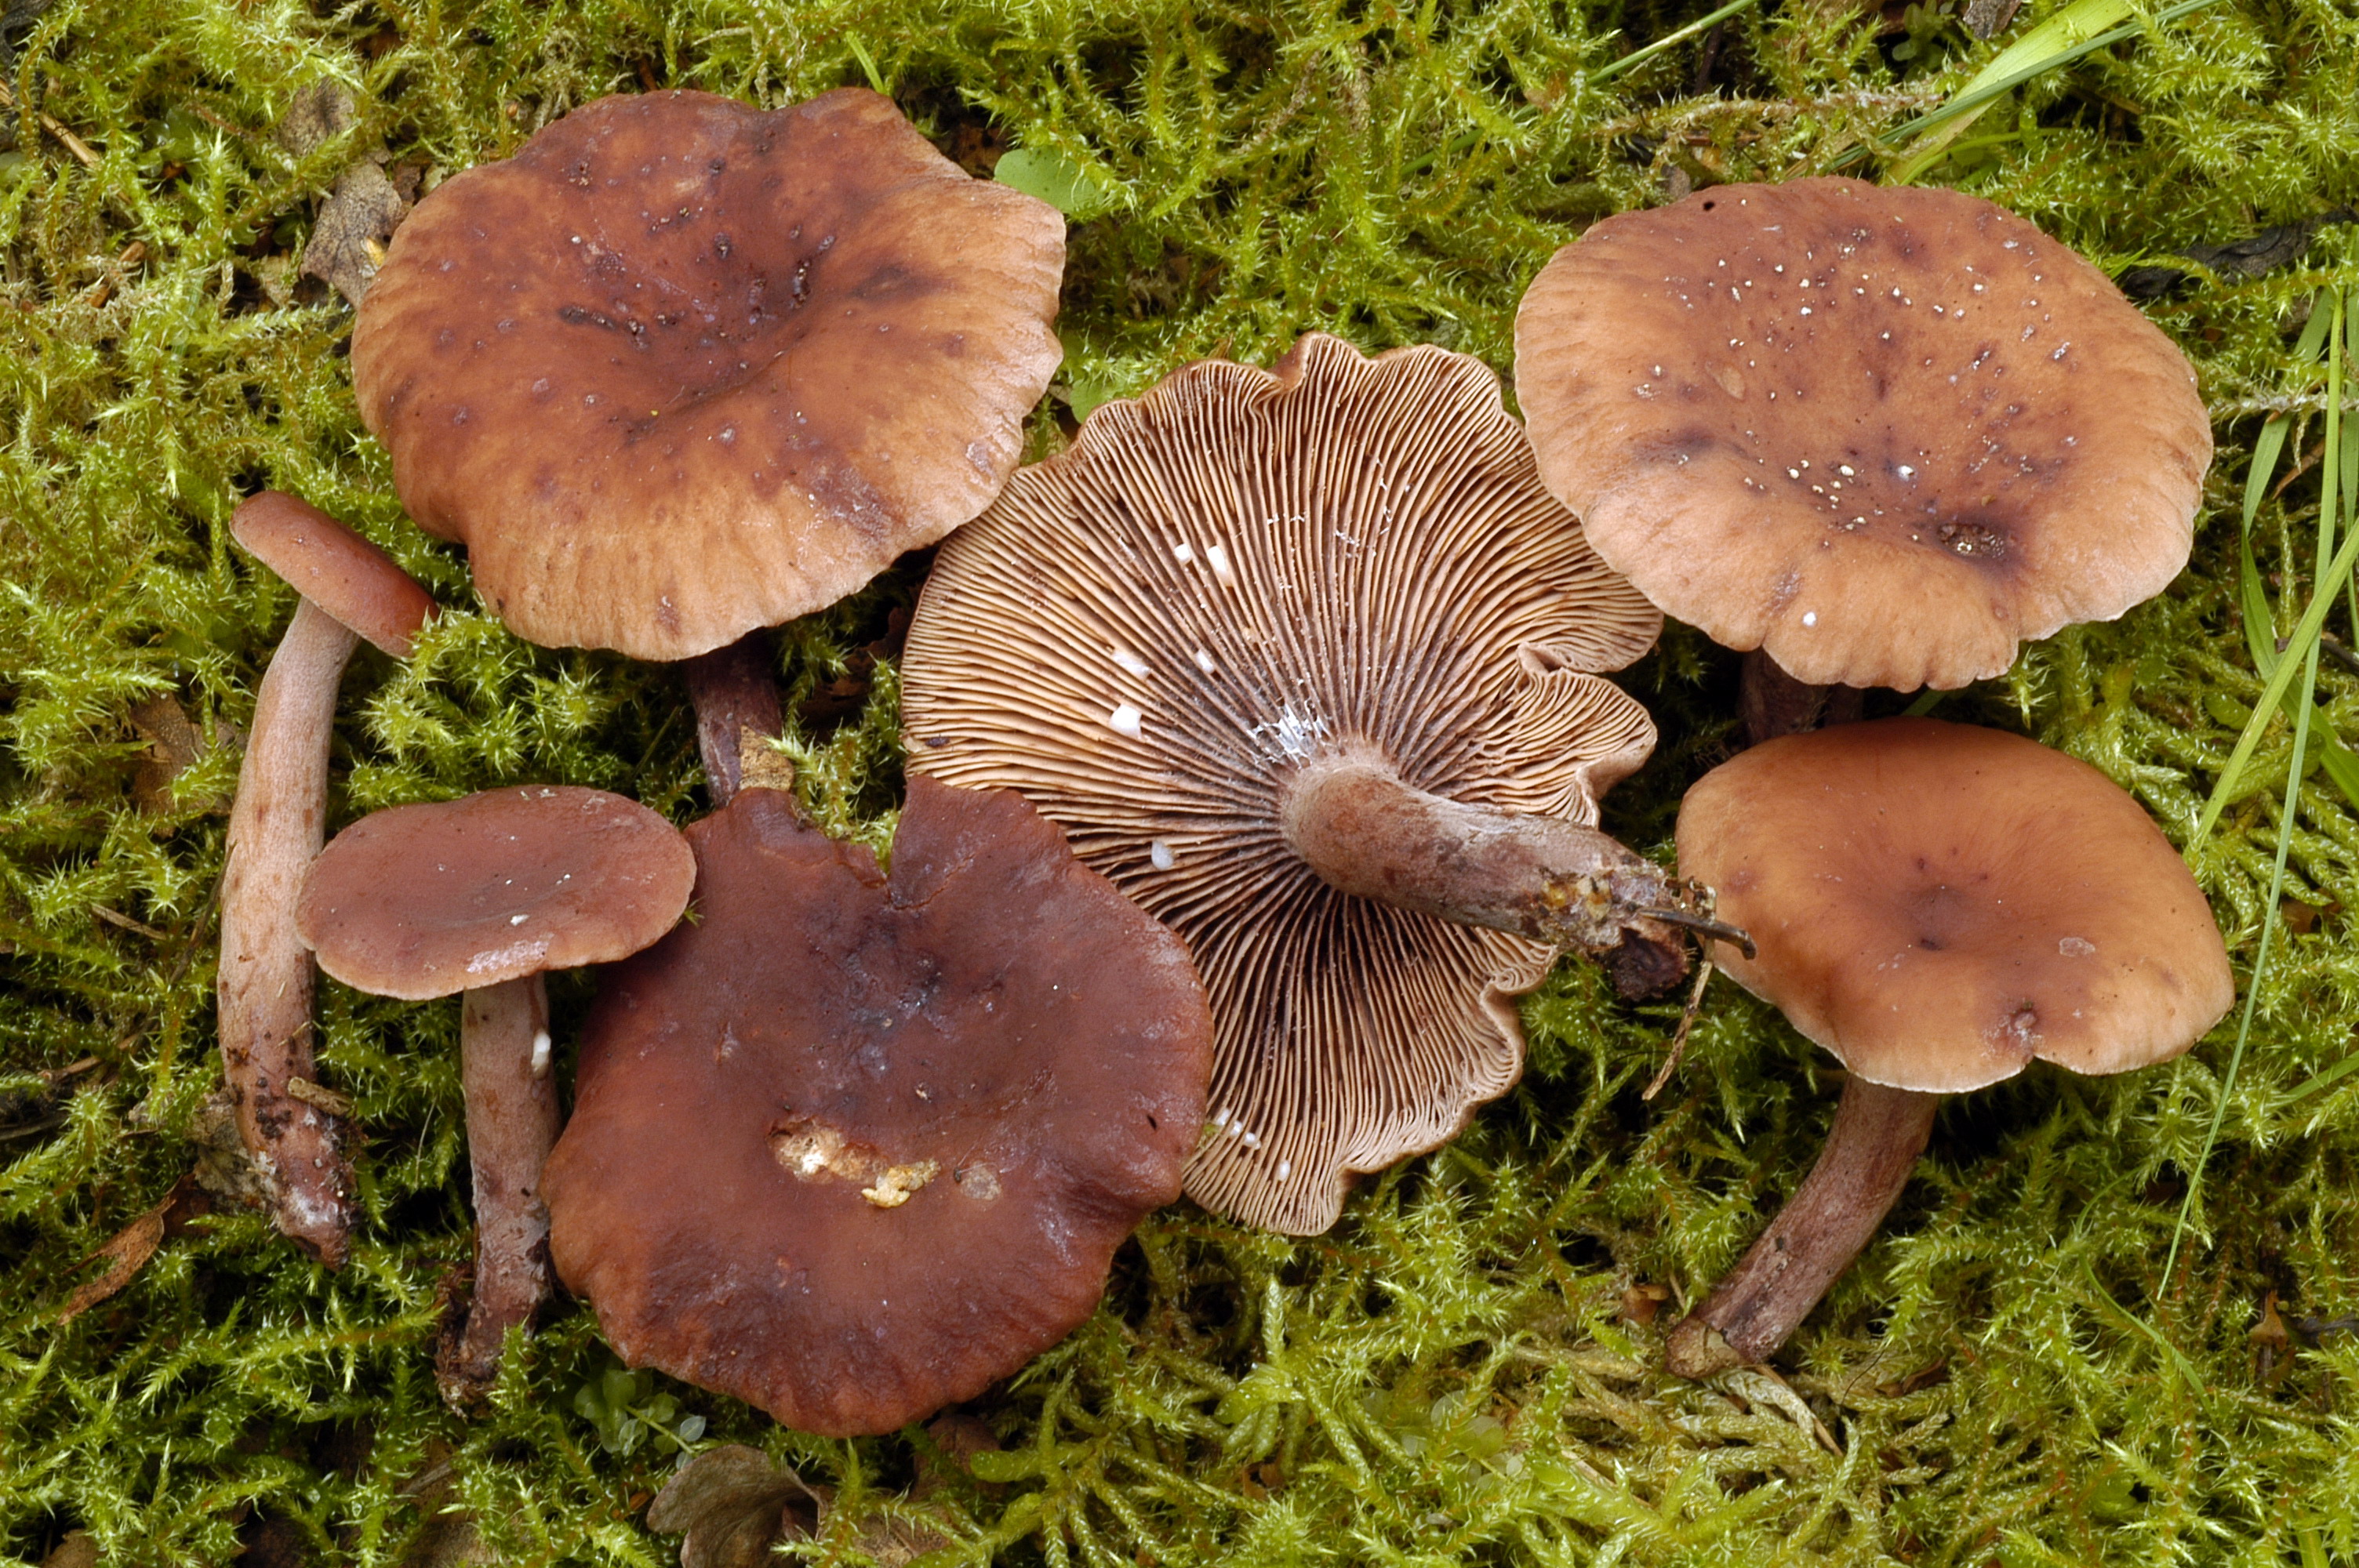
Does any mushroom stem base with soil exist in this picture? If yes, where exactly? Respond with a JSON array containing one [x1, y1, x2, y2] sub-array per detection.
[[441, 972, 562, 1404], [1278, 753, 1743, 999], [1663, 1076, 1939, 1379], [1739, 650, 1864, 747], [218, 597, 359, 1266]]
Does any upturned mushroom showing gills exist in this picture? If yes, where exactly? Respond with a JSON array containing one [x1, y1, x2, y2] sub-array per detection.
[[350, 87, 1065, 666], [542, 779, 1212, 1436], [296, 787, 694, 1402], [1514, 180, 2212, 735], [1663, 718, 2233, 1377], [221, 491, 436, 1265], [900, 332, 1744, 1236]]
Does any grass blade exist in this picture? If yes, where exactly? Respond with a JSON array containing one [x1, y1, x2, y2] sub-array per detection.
[[1590, 0, 1761, 85], [2167, 287, 2350, 1293], [1884, 0, 2226, 182]]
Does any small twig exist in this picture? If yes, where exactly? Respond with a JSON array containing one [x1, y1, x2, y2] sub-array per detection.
[[1590, 0, 1759, 86], [182, 101, 258, 142], [82, 238, 145, 308], [2273, 437, 2328, 500], [2320, 633, 2359, 678], [0, 75, 100, 169], [285, 1076, 354, 1118], [1643, 956, 1717, 1101], [90, 903, 168, 940]]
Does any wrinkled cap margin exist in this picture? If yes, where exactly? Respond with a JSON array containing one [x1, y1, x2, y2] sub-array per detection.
[[902, 332, 1663, 1234], [543, 779, 1212, 1436], [352, 88, 1066, 662], [231, 491, 438, 659], [1516, 180, 2213, 691], [296, 786, 696, 1000], [1676, 717, 2234, 1093]]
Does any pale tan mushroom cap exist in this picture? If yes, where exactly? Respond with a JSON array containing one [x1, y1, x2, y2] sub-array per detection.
[[352, 88, 1065, 662], [1516, 180, 2213, 691], [1677, 718, 2233, 1094], [902, 332, 1663, 1233]]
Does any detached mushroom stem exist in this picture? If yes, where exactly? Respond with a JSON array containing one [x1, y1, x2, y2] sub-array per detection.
[[1278, 753, 1728, 999], [221, 491, 436, 1266], [445, 974, 561, 1398], [1664, 1077, 1939, 1379], [219, 599, 362, 1265]]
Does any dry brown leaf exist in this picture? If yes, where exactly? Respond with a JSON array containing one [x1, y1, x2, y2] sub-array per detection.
[[914, 1410, 1002, 1500], [395, 1514, 490, 1568], [846, 1515, 955, 1566], [126, 695, 205, 815], [1619, 1282, 1672, 1326], [58, 1198, 170, 1322], [40, 1531, 98, 1568], [251, 254, 299, 308], [1959, 0, 2022, 38], [647, 1446, 820, 1568], [303, 159, 410, 308], [189, 1086, 276, 1211], [278, 81, 355, 156]]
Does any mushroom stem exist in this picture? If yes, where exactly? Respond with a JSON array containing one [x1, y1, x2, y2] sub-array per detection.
[[1278, 754, 1730, 997], [1664, 1076, 1939, 1378], [1739, 651, 1863, 747], [444, 972, 562, 1403], [682, 630, 784, 807], [218, 597, 359, 1265]]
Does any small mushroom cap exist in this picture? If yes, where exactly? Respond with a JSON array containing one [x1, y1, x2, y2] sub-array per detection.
[[351, 88, 1065, 662], [903, 332, 1663, 1234], [1677, 718, 2233, 1093], [231, 491, 438, 658], [296, 786, 696, 1000], [1516, 180, 2213, 690], [543, 779, 1212, 1436]]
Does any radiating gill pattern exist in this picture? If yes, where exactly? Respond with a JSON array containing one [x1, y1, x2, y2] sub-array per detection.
[[903, 334, 1662, 1233]]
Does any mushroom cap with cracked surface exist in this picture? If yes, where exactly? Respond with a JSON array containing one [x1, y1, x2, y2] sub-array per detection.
[[296, 786, 696, 1000], [542, 779, 1212, 1436], [900, 332, 1663, 1234], [1515, 179, 2212, 691], [351, 88, 1065, 661], [1676, 717, 2233, 1094]]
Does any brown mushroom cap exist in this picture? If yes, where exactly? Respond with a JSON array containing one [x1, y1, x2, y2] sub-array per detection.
[[1515, 180, 2213, 691], [542, 779, 1211, 1436], [231, 491, 438, 658], [296, 786, 696, 1000], [1676, 718, 2233, 1093], [900, 332, 1664, 1234], [351, 88, 1065, 662]]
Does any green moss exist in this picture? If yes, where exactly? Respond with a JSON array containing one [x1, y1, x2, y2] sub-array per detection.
[[4, 0, 2358, 1561]]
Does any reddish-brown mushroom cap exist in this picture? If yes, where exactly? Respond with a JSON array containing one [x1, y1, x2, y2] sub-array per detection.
[[351, 87, 1066, 662], [296, 786, 696, 1000], [1515, 180, 2213, 691], [543, 779, 1212, 1436], [1677, 717, 2234, 1093], [231, 491, 438, 658]]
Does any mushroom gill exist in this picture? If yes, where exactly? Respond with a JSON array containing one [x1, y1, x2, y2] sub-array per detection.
[[901, 332, 1732, 1235]]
